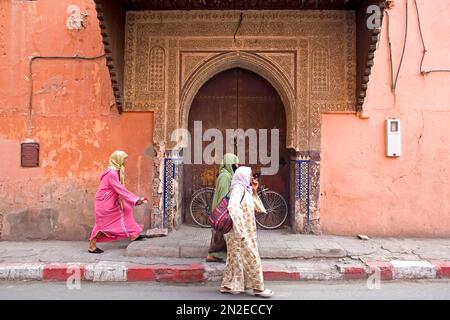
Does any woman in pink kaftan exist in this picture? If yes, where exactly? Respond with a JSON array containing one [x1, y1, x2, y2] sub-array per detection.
[[88, 150, 146, 253]]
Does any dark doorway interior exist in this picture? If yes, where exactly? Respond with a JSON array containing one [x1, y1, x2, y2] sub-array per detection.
[[183, 68, 290, 226]]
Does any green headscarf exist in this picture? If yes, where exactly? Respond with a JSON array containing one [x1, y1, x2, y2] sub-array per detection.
[[211, 153, 239, 210], [108, 150, 128, 186]]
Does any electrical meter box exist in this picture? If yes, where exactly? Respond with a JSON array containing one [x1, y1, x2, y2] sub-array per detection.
[[386, 118, 401, 157]]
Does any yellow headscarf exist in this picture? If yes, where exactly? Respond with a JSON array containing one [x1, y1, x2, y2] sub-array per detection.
[[108, 150, 128, 186]]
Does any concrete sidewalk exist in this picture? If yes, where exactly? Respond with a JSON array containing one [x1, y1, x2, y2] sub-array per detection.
[[127, 225, 450, 261], [0, 225, 449, 282]]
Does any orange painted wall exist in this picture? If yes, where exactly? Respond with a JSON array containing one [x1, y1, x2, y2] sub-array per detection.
[[320, 0, 450, 237], [0, 0, 154, 240]]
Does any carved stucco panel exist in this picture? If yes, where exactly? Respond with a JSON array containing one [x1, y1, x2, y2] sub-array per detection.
[[135, 37, 167, 101], [180, 52, 222, 89], [123, 13, 137, 109], [345, 11, 357, 106], [166, 39, 179, 144], [297, 39, 309, 151], [123, 10, 356, 151], [257, 52, 296, 92], [148, 46, 165, 92]]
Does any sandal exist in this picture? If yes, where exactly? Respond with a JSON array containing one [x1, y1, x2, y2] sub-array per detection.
[[131, 234, 146, 242], [88, 247, 104, 254], [220, 287, 240, 295], [206, 254, 223, 263], [250, 288, 274, 298]]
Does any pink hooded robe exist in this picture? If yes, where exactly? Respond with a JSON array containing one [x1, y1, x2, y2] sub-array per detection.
[[89, 168, 143, 242]]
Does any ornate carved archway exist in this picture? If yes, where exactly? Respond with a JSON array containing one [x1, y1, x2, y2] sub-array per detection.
[[179, 51, 297, 149], [116, 10, 360, 234]]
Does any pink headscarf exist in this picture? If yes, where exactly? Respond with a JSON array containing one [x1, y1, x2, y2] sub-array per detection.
[[231, 166, 252, 194]]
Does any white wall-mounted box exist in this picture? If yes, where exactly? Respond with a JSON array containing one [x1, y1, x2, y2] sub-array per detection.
[[386, 118, 401, 157]]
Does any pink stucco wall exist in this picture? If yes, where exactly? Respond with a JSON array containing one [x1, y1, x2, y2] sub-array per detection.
[[320, 0, 450, 237]]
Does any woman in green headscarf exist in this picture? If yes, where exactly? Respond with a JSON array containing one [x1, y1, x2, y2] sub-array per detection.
[[206, 153, 239, 262], [88, 150, 147, 253]]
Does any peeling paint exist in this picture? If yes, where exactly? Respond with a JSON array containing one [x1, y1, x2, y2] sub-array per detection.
[[0, 0, 154, 240]]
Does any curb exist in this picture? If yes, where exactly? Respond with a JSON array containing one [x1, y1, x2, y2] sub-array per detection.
[[0, 260, 449, 283]]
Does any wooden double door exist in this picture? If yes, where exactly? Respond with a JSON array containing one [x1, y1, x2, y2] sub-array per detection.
[[183, 68, 290, 225]]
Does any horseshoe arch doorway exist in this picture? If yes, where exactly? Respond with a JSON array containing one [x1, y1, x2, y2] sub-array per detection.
[[183, 67, 291, 227]]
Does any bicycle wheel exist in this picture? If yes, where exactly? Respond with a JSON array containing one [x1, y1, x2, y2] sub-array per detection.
[[256, 190, 288, 229], [189, 187, 215, 228]]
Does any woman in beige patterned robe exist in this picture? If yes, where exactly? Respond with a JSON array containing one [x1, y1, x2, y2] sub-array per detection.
[[220, 166, 274, 298]]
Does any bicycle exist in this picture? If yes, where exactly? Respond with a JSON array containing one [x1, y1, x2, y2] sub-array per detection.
[[189, 186, 215, 228], [254, 174, 289, 229], [189, 175, 288, 229]]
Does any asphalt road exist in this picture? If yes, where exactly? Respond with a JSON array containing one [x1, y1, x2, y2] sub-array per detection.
[[0, 280, 449, 300]]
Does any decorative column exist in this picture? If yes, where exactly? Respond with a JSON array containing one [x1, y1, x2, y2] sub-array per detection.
[[150, 141, 165, 230], [149, 142, 183, 232], [291, 153, 309, 233], [290, 151, 322, 234], [308, 151, 322, 234], [162, 155, 183, 231]]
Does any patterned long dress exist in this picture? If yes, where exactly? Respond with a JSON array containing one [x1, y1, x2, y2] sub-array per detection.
[[221, 184, 267, 292]]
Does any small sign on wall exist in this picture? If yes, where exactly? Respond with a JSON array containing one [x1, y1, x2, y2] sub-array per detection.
[[21, 142, 40, 167]]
